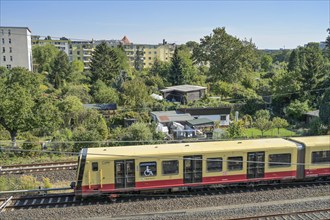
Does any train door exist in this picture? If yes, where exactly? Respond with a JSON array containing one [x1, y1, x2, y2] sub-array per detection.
[[247, 152, 265, 179], [183, 155, 202, 184], [114, 160, 135, 189]]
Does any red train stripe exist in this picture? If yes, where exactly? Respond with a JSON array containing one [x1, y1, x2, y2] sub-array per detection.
[[79, 170, 299, 194]]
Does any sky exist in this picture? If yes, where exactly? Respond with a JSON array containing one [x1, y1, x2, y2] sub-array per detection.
[[0, 0, 329, 49]]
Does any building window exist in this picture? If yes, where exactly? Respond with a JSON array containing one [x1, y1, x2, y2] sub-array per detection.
[[8, 30, 11, 36], [6, 64, 11, 69], [2, 38, 4, 44], [227, 156, 243, 171], [10, 56, 12, 61], [207, 157, 223, 172], [3, 56, 6, 61], [92, 162, 98, 171], [2, 47, 4, 53], [9, 47, 12, 53], [149, 57, 151, 60], [312, 151, 330, 164], [220, 115, 226, 121], [269, 153, 291, 168], [148, 51, 151, 54], [77, 51, 80, 55], [154, 51, 157, 54], [140, 162, 157, 177], [1, 29, 3, 35], [162, 160, 179, 175], [9, 38, 11, 44]]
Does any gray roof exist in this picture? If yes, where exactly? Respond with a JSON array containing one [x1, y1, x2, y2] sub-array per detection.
[[187, 118, 214, 127], [150, 111, 193, 123], [83, 104, 117, 110], [304, 110, 319, 117], [160, 85, 207, 93], [0, 26, 32, 33]]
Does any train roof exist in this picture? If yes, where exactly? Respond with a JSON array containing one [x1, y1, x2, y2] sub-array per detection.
[[290, 135, 330, 148], [84, 138, 299, 159]]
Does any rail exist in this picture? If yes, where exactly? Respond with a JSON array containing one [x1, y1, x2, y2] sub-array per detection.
[[0, 196, 12, 212], [0, 187, 72, 195], [0, 161, 77, 175]]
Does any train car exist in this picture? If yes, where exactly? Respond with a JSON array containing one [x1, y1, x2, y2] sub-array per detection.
[[73, 137, 309, 198], [290, 135, 330, 178]]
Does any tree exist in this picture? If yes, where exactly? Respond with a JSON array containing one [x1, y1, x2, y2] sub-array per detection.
[[272, 117, 289, 135], [227, 120, 245, 138], [93, 80, 119, 104], [260, 54, 273, 72], [285, 100, 309, 121], [122, 77, 151, 109], [168, 47, 184, 85], [319, 89, 330, 129], [134, 46, 144, 71], [122, 122, 153, 143], [49, 51, 72, 89], [0, 68, 43, 146], [59, 95, 84, 128], [32, 44, 59, 73], [193, 27, 258, 83], [71, 60, 85, 72], [254, 110, 273, 136], [325, 28, 330, 59], [89, 42, 120, 85]]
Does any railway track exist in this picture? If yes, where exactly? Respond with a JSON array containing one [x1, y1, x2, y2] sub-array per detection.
[[0, 161, 77, 175], [232, 208, 330, 220], [0, 180, 328, 213]]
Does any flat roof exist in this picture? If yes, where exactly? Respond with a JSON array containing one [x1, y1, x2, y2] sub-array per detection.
[[0, 26, 31, 33], [85, 138, 298, 159]]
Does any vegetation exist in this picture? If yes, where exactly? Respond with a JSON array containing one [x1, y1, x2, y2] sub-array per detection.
[[0, 26, 329, 164]]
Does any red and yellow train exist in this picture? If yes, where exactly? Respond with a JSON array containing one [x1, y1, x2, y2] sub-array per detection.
[[73, 135, 330, 197]]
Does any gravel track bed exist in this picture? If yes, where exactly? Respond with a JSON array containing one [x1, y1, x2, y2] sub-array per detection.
[[1, 184, 329, 220], [5, 170, 76, 183]]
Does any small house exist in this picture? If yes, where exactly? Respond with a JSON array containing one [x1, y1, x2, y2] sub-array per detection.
[[160, 85, 207, 104]]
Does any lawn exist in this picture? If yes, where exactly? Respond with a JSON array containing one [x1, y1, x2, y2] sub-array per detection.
[[244, 128, 297, 138]]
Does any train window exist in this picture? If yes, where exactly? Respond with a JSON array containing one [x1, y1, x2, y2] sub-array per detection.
[[312, 151, 330, 164], [162, 160, 179, 175], [92, 162, 98, 171], [140, 162, 157, 177], [268, 154, 291, 167], [227, 156, 243, 171], [207, 157, 223, 172]]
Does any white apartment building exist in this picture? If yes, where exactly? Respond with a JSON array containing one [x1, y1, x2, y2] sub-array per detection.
[[0, 27, 33, 71]]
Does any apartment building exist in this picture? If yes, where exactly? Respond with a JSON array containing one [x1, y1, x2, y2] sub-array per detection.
[[122, 37, 175, 68], [31, 35, 175, 70], [0, 26, 33, 71]]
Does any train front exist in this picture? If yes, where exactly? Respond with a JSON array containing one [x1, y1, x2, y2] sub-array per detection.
[[71, 148, 88, 198]]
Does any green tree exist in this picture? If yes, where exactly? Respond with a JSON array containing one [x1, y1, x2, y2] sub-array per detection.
[[59, 95, 84, 128], [71, 60, 85, 72], [0, 68, 44, 146], [90, 42, 120, 84], [49, 51, 72, 89], [254, 109, 273, 136], [227, 120, 245, 138], [272, 117, 289, 135], [62, 84, 92, 104], [122, 122, 153, 143], [260, 54, 273, 72], [287, 49, 300, 72], [168, 47, 184, 85], [134, 46, 144, 71], [32, 44, 59, 73], [193, 27, 258, 83], [319, 89, 330, 129], [122, 77, 151, 108], [93, 80, 119, 104], [285, 100, 310, 121]]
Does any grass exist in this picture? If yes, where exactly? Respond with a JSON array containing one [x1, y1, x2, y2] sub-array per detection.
[[244, 128, 297, 138], [0, 154, 76, 166]]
